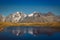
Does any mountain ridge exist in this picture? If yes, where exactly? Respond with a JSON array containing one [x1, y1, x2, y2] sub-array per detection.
[[0, 12, 60, 23]]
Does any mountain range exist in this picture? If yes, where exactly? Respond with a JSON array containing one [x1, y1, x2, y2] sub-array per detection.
[[0, 12, 60, 23]]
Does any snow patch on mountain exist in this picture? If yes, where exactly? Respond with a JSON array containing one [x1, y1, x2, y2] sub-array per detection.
[[28, 13, 34, 17]]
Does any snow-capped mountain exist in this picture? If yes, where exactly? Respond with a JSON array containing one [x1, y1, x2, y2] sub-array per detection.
[[0, 11, 60, 23], [28, 11, 40, 17], [20, 12, 58, 23], [5, 12, 27, 23]]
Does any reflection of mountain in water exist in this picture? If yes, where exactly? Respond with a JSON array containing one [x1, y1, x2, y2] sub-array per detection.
[[4, 26, 60, 36]]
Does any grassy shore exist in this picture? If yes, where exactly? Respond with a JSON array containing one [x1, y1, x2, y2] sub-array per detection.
[[0, 22, 60, 28], [0, 22, 60, 31]]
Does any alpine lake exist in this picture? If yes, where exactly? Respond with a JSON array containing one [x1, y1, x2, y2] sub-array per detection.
[[0, 26, 60, 40]]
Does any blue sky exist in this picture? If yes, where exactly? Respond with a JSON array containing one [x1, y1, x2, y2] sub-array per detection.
[[0, 0, 60, 16]]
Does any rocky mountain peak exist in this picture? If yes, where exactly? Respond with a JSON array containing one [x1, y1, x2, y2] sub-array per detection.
[[47, 12, 54, 16]]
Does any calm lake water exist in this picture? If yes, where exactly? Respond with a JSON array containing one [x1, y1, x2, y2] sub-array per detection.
[[0, 26, 60, 40]]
